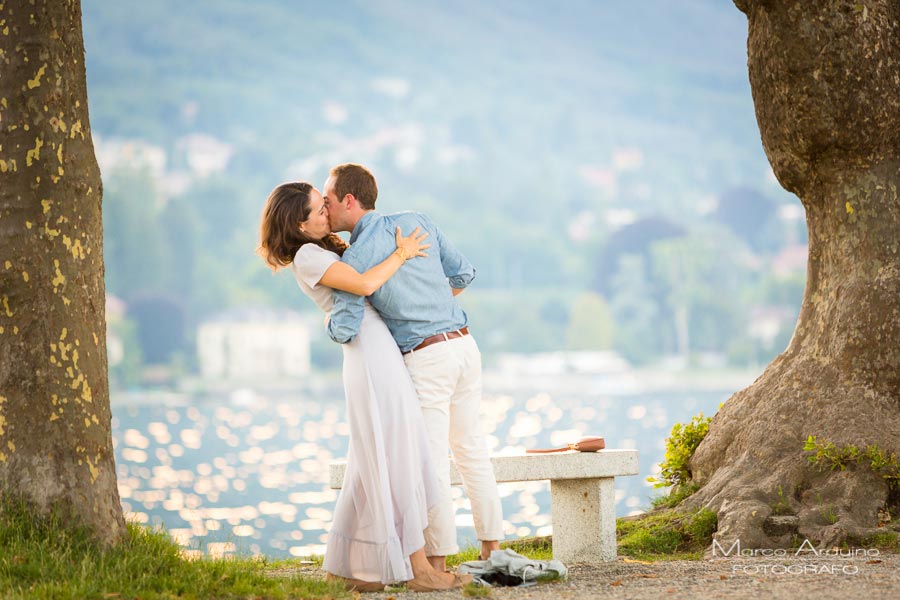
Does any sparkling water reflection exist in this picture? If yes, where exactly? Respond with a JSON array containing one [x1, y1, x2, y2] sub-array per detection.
[[111, 382, 732, 558]]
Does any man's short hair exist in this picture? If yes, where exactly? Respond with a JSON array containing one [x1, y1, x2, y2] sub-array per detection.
[[330, 163, 378, 210]]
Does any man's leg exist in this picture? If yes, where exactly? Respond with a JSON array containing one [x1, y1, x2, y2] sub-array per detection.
[[447, 335, 504, 558], [403, 343, 460, 572]]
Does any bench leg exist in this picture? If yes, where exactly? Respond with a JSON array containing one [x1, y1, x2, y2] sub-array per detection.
[[550, 477, 616, 563]]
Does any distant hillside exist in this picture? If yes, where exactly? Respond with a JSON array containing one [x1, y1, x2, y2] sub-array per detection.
[[82, 3, 757, 173], [82, 1, 807, 367]]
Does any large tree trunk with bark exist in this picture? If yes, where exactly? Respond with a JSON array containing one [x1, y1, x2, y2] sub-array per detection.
[[0, 1, 126, 546], [683, 0, 900, 550]]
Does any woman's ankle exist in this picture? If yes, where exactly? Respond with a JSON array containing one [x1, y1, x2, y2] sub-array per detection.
[[409, 551, 435, 578], [410, 563, 432, 578]]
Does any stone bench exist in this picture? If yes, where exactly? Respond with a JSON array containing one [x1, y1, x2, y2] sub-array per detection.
[[329, 449, 639, 563]]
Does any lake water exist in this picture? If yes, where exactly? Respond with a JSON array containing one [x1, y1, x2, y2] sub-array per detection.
[[111, 372, 746, 559]]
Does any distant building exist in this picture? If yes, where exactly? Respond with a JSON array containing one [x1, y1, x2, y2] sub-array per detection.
[[197, 308, 311, 380]]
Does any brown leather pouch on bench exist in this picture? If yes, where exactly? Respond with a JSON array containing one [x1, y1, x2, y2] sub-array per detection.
[[526, 436, 606, 453]]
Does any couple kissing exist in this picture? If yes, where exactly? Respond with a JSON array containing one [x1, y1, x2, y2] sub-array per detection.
[[258, 163, 504, 592]]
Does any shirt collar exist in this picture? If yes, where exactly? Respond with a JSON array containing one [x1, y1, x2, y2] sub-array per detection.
[[349, 211, 379, 244]]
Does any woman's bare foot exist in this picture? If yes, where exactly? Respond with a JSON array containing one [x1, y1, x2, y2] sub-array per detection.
[[408, 571, 472, 592], [408, 548, 464, 591], [324, 572, 385, 592], [410, 568, 455, 587]]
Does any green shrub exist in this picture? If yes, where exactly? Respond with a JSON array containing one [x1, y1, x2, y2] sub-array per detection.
[[803, 436, 900, 482], [648, 413, 712, 491], [771, 484, 794, 516], [803, 436, 900, 523]]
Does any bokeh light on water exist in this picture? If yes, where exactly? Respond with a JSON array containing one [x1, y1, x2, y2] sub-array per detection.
[[111, 383, 732, 558]]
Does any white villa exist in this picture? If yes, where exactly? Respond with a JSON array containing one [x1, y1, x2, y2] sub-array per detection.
[[197, 308, 311, 381]]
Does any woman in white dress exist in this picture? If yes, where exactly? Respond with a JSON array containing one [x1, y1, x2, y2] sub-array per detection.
[[258, 182, 469, 592]]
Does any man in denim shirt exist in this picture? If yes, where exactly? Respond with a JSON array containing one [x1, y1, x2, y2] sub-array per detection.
[[325, 163, 503, 572]]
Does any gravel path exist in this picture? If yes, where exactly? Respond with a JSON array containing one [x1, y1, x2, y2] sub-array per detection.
[[273, 552, 900, 599]]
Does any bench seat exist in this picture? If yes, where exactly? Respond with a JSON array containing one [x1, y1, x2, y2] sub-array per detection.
[[329, 449, 639, 563]]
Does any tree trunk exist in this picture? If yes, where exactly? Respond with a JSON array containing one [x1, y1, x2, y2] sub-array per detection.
[[683, 0, 900, 550], [0, 1, 126, 546], [682, 0, 900, 550]]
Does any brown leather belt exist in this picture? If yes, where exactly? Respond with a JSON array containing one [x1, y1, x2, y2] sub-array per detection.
[[403, 327, 470, 355]]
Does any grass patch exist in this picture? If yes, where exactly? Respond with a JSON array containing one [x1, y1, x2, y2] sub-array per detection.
[[0, 496, 347, 600], [650, 483, 700, 510], [446, 536, 553, 567], [616, 507, 717, 562], [821, 505, 839, 525], [502, 536, 553, 560], [262, 555, 324, 569], [863, 531, 900, 551], [463, 581, 492, 596], [446, 545, 482, 567]]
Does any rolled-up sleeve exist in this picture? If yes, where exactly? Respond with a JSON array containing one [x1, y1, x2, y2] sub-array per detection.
[[424, 215, 475, 289], [327, 288, 365, 343], [326, 249, 366, 343]]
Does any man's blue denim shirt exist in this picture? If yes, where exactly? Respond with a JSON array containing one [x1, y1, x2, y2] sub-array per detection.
[[327, 211, 474, 352]]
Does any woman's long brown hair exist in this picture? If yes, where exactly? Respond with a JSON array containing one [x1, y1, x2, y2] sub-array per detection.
[[257, 181, 348, 271]]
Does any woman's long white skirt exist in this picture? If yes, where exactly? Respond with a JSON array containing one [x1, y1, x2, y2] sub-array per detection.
[[322, 303, 439, 584]]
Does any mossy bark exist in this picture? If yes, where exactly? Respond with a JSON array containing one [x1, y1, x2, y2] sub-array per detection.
[[683, 0, 900, 549], [0, 0, 126, 546]]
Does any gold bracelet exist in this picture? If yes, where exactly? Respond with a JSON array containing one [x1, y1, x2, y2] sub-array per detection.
[[395, 248, 409, 261]]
